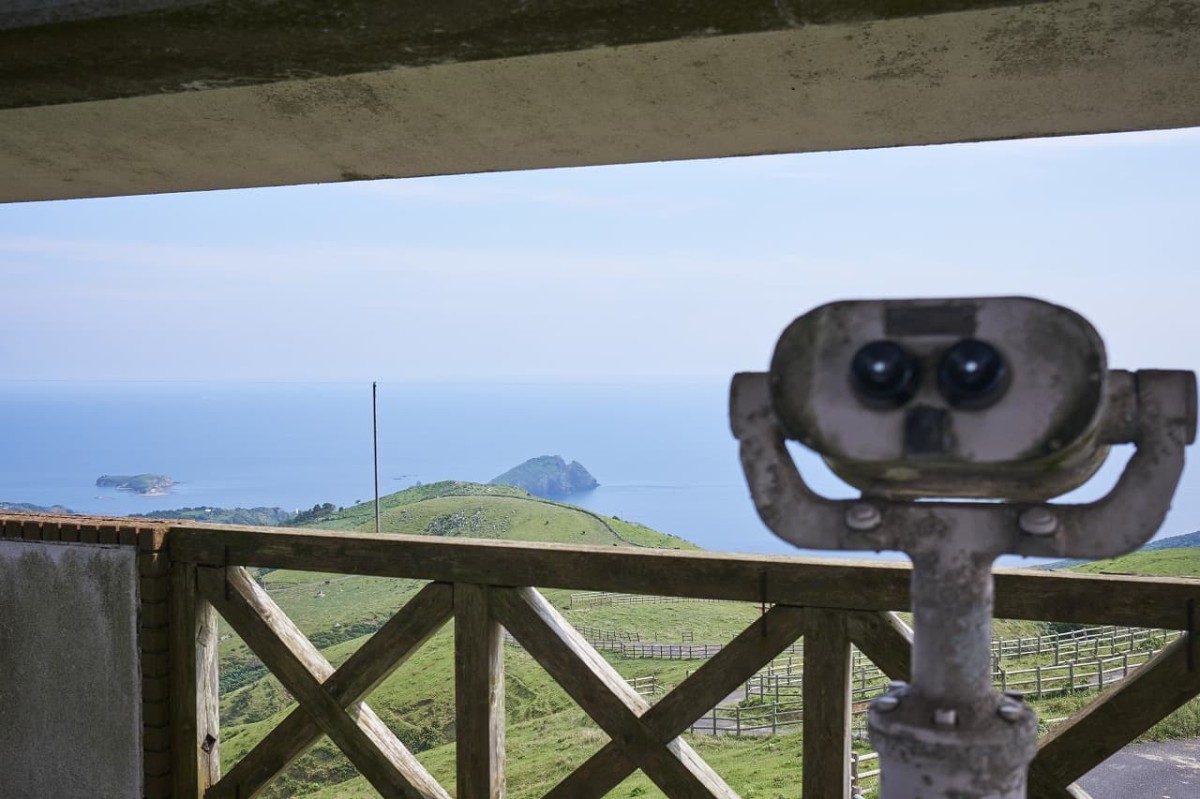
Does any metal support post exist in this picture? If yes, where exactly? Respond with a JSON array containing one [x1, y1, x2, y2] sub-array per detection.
[[869, 551, 1037, 799]]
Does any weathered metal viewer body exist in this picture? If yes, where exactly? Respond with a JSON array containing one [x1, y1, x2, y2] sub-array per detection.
[[732, 296, 1196, 798]]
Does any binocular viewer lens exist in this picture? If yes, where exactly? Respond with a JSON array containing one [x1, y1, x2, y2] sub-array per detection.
[[850, 338, 1008, 409], [938, 338, 1008, 408], [849, 341, 918, 407]]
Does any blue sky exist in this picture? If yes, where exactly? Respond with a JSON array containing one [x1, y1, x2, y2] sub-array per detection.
[[2, 126, 1198, 383]]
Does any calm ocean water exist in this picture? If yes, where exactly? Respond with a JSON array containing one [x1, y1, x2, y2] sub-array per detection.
[[2, 381, 1196, 559], [0, 381, 832, 555]]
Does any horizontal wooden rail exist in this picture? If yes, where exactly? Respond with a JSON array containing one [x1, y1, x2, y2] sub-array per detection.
[[169, 524, 1200, 628]]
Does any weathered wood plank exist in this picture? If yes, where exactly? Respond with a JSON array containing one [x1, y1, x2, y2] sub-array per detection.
[[196, 566, 449, 799], [169, 562, 220, 798], [208, 582, 453, 799], [455, 583, 506, 799], [172, 523, 908, 607], [168, 525, 1200, 628], [547, 605, 806, 799], [1029, 636, 1200, 792], [803, 608, 851, 799], [492, 586, 738, 798], [845, 611, 913, 682]]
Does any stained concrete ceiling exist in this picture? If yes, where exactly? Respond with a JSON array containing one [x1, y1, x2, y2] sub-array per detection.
[[1, 0, 1198, 203]]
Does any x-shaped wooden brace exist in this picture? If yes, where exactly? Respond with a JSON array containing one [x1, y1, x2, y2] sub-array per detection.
[[841, 610, 1200, 799], [197, 566, 454, 799], [491, 587, 808, 799]]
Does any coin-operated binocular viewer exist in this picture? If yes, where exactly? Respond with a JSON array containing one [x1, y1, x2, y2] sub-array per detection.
[[731, 297, 1196, 798]]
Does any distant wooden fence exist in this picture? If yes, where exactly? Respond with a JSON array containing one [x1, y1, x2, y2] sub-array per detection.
[[850, 751, 881, 796], [991, 624, 1174, 663], [626, 675, 659, 697], [997, 645, 1172, 699], [501, 629, 660, 696], [694, 635, 1172, 739], [5, 513, 1200, 799], [568, 590, 728, 608], [739, 627, 1180, 706]]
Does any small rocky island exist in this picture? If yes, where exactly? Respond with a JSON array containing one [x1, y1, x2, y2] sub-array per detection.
[[96, 474, 176, 496], [489, 455, 598, 499]]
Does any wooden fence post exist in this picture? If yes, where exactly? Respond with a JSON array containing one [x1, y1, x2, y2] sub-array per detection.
[[803, 608, 851, 799], [169, 563, 220, 799], [455, 584, 504, 799]]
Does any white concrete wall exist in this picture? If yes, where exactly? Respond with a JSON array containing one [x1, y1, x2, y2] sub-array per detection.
[[0, 541, 142, 798]]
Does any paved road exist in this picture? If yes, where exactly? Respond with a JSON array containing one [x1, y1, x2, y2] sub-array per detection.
[[1078, 739, 1200, 799]]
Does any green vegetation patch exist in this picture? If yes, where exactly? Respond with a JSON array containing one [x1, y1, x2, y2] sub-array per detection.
[[138, 506, 293, 526], [1067, 547, 1200, 579], [214, 486, 1200, 798]]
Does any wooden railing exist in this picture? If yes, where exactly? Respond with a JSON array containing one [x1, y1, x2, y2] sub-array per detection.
[[5, 514, 1200, 798]]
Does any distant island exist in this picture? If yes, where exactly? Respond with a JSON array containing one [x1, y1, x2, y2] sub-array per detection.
[[0, 502, 299, 527], [489, 455, 598, 499], [95, 474, 176, 496], [0, 501, 74, 515]]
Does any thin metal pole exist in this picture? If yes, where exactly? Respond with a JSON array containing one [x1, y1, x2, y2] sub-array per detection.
[[373, 381, 380, 535]]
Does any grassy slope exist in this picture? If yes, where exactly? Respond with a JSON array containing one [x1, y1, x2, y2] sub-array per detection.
[[222, 483, 1198, 797], [304, 726, 806, 799], [216, 482, 695, 685], [1067, 547, 1200, 578], [218, 482, 739, 797]]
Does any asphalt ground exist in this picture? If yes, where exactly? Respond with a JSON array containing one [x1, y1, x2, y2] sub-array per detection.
[[1078, 739, 1200, 799]]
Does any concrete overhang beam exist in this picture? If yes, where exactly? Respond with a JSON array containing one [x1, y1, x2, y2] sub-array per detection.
[[1, 0, 1197, 202]]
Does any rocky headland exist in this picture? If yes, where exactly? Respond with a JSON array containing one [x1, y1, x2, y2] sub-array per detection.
[[489, 455, 598, 498]]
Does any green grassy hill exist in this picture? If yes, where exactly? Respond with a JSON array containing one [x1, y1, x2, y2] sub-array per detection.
[[217, 484, 1200, 798], [1065, 547, 1200, 578], [306, 479, 688, 548], [217, 481, 738, 798]]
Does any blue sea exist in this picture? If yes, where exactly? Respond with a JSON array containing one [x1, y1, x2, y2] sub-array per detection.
[[2, 381, 1197, 559]]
